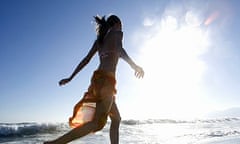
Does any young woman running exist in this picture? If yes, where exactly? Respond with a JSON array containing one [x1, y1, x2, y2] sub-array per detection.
[[44, 14, 144, 144]]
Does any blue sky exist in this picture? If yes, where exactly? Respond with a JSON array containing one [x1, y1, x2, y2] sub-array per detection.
[[1, 0, 240, 122]]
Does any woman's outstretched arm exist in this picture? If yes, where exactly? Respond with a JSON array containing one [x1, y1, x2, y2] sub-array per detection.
[[59, 41, 98, 86], [119, 47, 144, 78]]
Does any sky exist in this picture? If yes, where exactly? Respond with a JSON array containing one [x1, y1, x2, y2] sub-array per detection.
[[1, 0, 240, 123]]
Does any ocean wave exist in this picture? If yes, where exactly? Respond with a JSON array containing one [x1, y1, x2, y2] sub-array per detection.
[[121, 119, 186, 125], [180, 129, 240, 141], [206, 130, 240, 138], [121, 117, 240, 125], [193, 117, 240, 123], [0, 123, 66, 137], [1, 118, 239, 138]]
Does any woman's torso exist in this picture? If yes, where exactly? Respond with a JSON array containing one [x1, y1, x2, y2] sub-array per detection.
[[97, 30, 123, 74]]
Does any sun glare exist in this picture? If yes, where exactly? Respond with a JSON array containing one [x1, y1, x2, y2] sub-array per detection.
[[132, 12, 210, 120]]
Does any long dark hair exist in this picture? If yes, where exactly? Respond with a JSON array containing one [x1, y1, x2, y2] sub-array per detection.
[[94, 15, 121, 44]]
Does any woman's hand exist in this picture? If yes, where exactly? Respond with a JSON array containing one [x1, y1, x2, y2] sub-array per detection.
[[59, 78, 71, 86], [134, 65, 144, 78]]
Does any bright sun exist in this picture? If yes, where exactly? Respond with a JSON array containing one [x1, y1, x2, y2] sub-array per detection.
[[130, 13, 211, 120]]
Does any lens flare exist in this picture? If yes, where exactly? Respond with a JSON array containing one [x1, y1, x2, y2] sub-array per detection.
[[204, 11, 220, 26]]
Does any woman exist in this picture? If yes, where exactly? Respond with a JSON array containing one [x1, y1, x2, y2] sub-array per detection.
[[44, 14, 144, 144]]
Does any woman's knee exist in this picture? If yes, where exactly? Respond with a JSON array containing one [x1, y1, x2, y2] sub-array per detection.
[[92, 116, 108, 132], [94, 123, 105, 131], [111, 115, 121, 125]]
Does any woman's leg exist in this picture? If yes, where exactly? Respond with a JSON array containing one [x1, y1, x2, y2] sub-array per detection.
[[44, 96, 114, 144], [109, 102, 121, 144]]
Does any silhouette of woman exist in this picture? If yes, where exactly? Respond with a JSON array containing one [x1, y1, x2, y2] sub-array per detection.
[[44, 14, 144, 144]]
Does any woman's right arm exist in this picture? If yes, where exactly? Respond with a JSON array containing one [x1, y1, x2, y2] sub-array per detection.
[[59, 41, 98, 86]]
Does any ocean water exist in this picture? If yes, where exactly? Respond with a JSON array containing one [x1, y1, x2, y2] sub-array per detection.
[[1, 118, 240, 144]]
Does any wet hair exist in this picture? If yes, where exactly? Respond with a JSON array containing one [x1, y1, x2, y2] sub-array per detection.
[[94, 15, 121, 44]]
